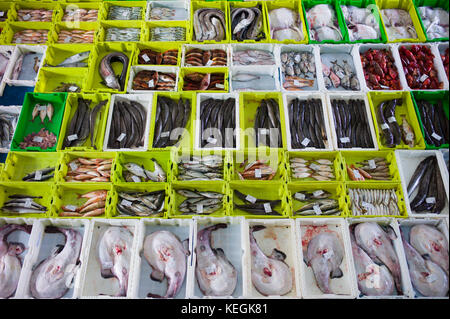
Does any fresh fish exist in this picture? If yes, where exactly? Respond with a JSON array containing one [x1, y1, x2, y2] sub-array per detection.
[[89, 100, 108, 148], [406, 156, 435, 197], [124, 163, 147, 180], [99, 52, 129, 91], [56, 51, 90, 67]]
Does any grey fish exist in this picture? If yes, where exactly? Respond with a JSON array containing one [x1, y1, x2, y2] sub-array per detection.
[[99, 52, 129, 91]]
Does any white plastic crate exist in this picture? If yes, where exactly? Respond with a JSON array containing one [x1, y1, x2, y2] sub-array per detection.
[[229, 65, 280, 92], [230, 43, 279, 67]]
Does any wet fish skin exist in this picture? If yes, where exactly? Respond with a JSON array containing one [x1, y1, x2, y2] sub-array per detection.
[[407, 156, 435, 197], [99, 52, 129, 91]]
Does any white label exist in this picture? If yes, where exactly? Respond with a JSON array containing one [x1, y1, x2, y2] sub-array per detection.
[[121, 199, 132, 207], [254, 169, 262, 178], [69, 162, 78, 171], [420, 74, 428, 82], [24, 199, 33, 208], [263, 202, 272, 213], [23, 14, 31, 21], [110, 34, 117, 41], [69, 86, 78, 92], [340, 137, 350, 143], [0, 12, 4, 17], [313, 190, 324, 197], [215, 83, 225, 89], [353, 169, 362, 179], [379, 84, 390, 89], [368, 160, 376, 169], [260, 128, 269, 135], [431, 132, 442, 141], [426, 197, 436, 204], [196, 204, 203, 214], [362, 201, 375, 210], [38, 104, 47, 112], [68, 134, 78, 142], [313, 204, 322, 215], [64, 36, 72, 43], [426, 274, 437, 283], [65, 205, 78, 212], [301, 137, 310, 147], [294, 192, 306, 201], [388, 116, 397, 124], [381, 123, 390, 130], [122, 11, 128, 17], [147, 79, 154, 88], [207, 137, 217, 144], [154, 28, 160, 34], [245, 195, 257, 204], [142, 54, 150, 62], [105, 75, 116, 85], [131, 175, 141, 183], [206, 59, 213, 66], [323, 250, 333, 259], [117, 133, 126, 142], [34, 170, 42, 181], [33, 136, 43, 143], [293, 80, 301, 87], [161, 131, 170, 138]]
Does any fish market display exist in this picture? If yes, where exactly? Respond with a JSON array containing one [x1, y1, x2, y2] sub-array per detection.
[[193, 8, 226, 42], [230, 5, 264, 41], [360, 48, 401, 90], [62, 8, 98, 22], [321, 55, 359, 90], [415, 100, 449, 147], [287, 98, 328, 149], [106, 28, 140, 42], [442, 47, 449, 78], [98, 226, 133, 297], [29, 227, 82, 299], [407, 156, 446, 214], [11, 52, 42, 81], [143, 231, 189, 298], [63, 98, 108, 149], [195, 224, 237, 296], [183, 72, 225, 91], [153, 96, 191, 148], [117, 191, 165, 217], [352, 222, 403, 294], [22, 167, 55, 182], [340, 5, 381, 41], [418, 6, 449, 40], [177, 189, 223, 215], [149, 6, 185, 21], [177, 155, 223, 181], [138, 49, 178, 65], [64, 158, 112, 182], [132, 70, 176, 91], [231, 72, 276, 91], [60, 190, 108, 217], [150, 27, 186, 41], [280, 51, 315, 90], [293, 190, 341, 216], [1, 194, 47, 214], [47, 51, 90, 68], [107, 6, 142, 21], [57, 29, 95, 44], [13, 29, 48, 44], [330, 99, 374, 149], [0, 109, 19, 151], [99, 52, 129, 91], [253, 99, 282, 147], [250, 225, 293, 296], [346, 157, 392, 181], [290, 157, 334, 181], [0, 224, 31, 299], [17, 9, 53, 22], [348, 188, 400, 216], [305, 232, 344, 294], [381, 8, 417, 40], [306, 4, 343, 42], [19, 129, 57, 150], [232, 49, 275, 66], [184, 48, 227, 67], [233, 190, 282, 216], [122, 160, 166, 183], [237, 159, 276, 181], [399, 45, 443, 90], [200, 97, 236, 148], [268, 8, 304, 41]]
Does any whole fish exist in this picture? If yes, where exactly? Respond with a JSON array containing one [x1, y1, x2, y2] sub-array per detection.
[[249, 225, 293, 296], [407, 156, 435, 197], [56, 51, 90, 67], [29, 227, 82, 299], [98, 226, 133, 297], [99, 52, 129, 91], [305, 232, 344, 294], [0, 224, 31, 298], [195, 224, 237, 296], [143, 231, 190, 298]]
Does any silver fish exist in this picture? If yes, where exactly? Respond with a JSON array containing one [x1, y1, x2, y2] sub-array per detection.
[[56, 51, 90, 67], [145, 158, 166, 182], [124, 163, 147, 180]]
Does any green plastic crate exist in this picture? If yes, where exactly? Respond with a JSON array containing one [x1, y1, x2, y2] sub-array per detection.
[[413, 0, 449, 42]]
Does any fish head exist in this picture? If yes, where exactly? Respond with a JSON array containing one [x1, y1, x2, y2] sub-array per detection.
[[7, 242, 25, 256]]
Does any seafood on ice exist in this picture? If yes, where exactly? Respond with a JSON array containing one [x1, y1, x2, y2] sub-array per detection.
[[418, 6, 449, 40], [341, 5, 381, 41], [306, 4, 343, 42], [268, 7, 304, 41], [381, 8, 417, 40]]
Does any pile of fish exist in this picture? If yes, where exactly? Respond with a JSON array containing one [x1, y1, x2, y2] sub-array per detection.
[[106, 98, 147, 149], [184, 48, 227, 66], [234, 190, 281, 215], [138, 49, 178, 65], [1, 194, 47, 214], [121, 160, 166, 183], [341, 5, 381, 41], [280, 51, 315, 90], [0, 224, 31, 299], [402, 224, 449, 297], [19, 128, 57, 150], [22, 167, 55, 182], [150, 27, 186, 41], [254, 99, 282, 147], [399, 45, 443, 90], [64, 157, 112, 182], [152, 96, 191, 148], [442, 47, 449, 78], [57, 29, 95, 44], [407, 156, 446, 214], [230, 6, 264, 41], [418, 6, 449, 40], [47, 51, 90, 68], [250, 225, 293, 296], [232, 49, 275, 66], [231, 72, 276, 91], [415, 99, 449, 147], [183, 72, 225, 91], [63, 98, 108, 149], [237, 159, 276, 180], [106, 28, 140, 42], [149, 6, 179, 21], [177, 155, 223, 181], [290, 157, 334, 181], [107, 6, 142, 20], [360, 48, 401, 90], [376, 98, 415, 148], [62, 8, 98, 22], [17, 9, 53, 22], [0, 109, 19, 151], [287, 98, 328, 149], [350, 222, 402, 296], [346, 157, 392, 181], [0, 50, 12, 82], [321, 56, 360, 90], [200, 97, 236, 148], [54, 83, 81, 93], [99, 52, 129, 91], [268, 7, 304, 41], [195, 224, 237, 296], [177, 189, 223, 215], [381, 8, 417, 40], [330, 99, 374, 149], [193, 8, 226, 42], [13, 29, 48, 44], [348, 188, 400, 216], [117, 191, 165, 217], [132, 70, 176, 91], [306, 4, 343, 42], [60, 190, 108, 217], [10, 51, 42, 82], [294, 190, 340, 216]]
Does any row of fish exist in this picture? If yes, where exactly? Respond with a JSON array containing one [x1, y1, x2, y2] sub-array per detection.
[[290, 157, 335, 181], [346, 157, 392, 181], [22, 166, 55, 182], [184, 48, 227, 67], [16, 9, 53, 22], [117, 191, 165, 217], [294, 190, 341, 216], [106, 28, 140, 42], [150, 27, 186, 42], [138, 49, 178, 66], [57, 29, 95, 44], [62, 8, 98, 22], [60, 190, 108, 217], [182, 72, 225, 91], [64, 157, 112, 183], [321, 56, 360, 91], [415, 99, 449, 147], [9, 51, 42, 82], [236, 159, 276, 181], [253, 98, 282, 148], [149, 4, 188, 21], [177, 189, 223, 215], [132, 70, 176, 91], [234, 189, 281, 216], [13, 29, 48, 45], [176, 155, 223, 181], [121, 160, 166, 183], [200, 97, 236, 148], [107, 6, 142, 21], [232, 49, 275, 66], [231, 72, 276, 91], [348, 188, 400, 216], [99, 52, 129, 91], [281, 51, 316, 90], [0, 195, 47, 214]]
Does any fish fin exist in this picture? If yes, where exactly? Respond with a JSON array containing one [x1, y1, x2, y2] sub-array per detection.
[[270, 248, 287, 261], [51, 244, 64, 256], [330, 267, 344, 279], [182, 239, 191, 256], [422, 253, 432, 261], [150, 269, 165, 282], [381, 225, 397, 240]]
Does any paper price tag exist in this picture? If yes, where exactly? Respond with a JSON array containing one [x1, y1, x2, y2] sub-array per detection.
[[431, 132, 442, 141], [294, 80, 301, 87], [313, 204, 322, 215], [245, 195, 257, 204], [16, 38, 22, 44], [65, 205, 78, 212], [161, 131, 170, 138], [294, 192, 306, 201], [117, 133, 126, 142], [313, 190, 324, 197], [206, 59, 214, 66], [254, 169, 262, 178], [340, 137, 350, 143], [147, 79, 154, 88], [353, 169, 362, 179], [215, 83, 225, 89], [426, 197, 436, 204], [23, 14, 31, 21], [69, 86, 78, 92], [260, 128, 269, 135], [110, 34, 117, 41], [131, 175, 141, 183], [68, 134, 78, 142], [34, 170, 42, 181], [301, 137, 310, 147], [0, 12, 5, 17], [420, 74, 428, 82], [142, 54, 150, 63], [379, 84, 390, 89], [196, 204, 203, 214], [207, 137, 217, 144], [33, 136, 43, 143], [154, 28, 160, 34], [368, 160, 376, 169], [263, 203, 272, 213], [105, 75, 115, 85], [388, 116, 397, 123], [121, 199, 132, 207], [381, 123, 390, 130], [69, 162, 78, 172]]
